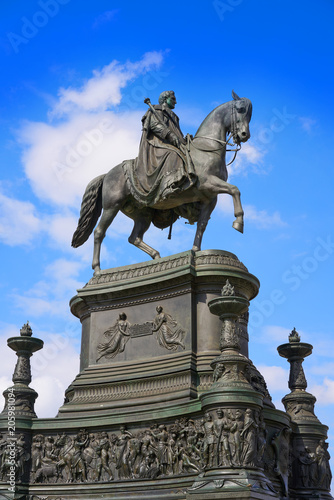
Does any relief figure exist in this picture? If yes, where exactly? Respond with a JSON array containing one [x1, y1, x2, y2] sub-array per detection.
[[202, 413, 215, 468], [316, 440, 332, 490], [96, 313, 131, 362], [229, 409, 243, 465], [240, 409, 258, 466], [152, 306, 185, 351]]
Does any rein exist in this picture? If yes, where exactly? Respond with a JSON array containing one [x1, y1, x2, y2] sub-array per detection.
[[189, 133, 241, 166], [188, 101, 243, 166]]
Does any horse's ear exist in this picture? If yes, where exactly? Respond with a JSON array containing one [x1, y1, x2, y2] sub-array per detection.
[[232, 90, 241, 100]]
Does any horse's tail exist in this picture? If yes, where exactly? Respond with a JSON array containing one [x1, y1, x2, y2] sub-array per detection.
[[71, 174, 106, 248]]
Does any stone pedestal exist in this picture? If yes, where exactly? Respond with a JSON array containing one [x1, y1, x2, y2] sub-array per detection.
[[58, 249, 259, 419], [0, 251, 332, 499]]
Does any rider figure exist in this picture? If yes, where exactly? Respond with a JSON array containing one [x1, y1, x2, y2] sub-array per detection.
[[132, 90, 196, 207], [144, 90, 185, 148]]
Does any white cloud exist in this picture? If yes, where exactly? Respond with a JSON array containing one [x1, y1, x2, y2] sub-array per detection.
[[264, 325, 291, 342], [308, 339, 334, 358], [50, 51, 163, 117], [92, 9, 119, 29], [309, 362, 334, 376], [102, 210, 195, 259], [244, 204, 287, 229], [256, 364, 289, 393], [0, 325, 19, 383], [217, 194, 234, 216], [228, 142, 267, 177], [309, 378, 334, 406], [253, 325, 292, 347], [46, 212, 78, 247], [16, 52, 165, 210], [142, 218, 195, 256], [12, 258, 84, 318], [18, 111, 142, 207], [299, 116, 317, 134], [216, 198, 286, 230], [32, 334, 80, 418], [0, 190, 43, 246], [240, 143, 264, 164], [0, 325, 80, 418]]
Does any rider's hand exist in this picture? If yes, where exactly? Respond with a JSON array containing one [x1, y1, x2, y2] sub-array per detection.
[[167, 132, 180, 148]]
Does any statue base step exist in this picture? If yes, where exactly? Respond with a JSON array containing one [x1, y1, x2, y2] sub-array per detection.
[[186, 467, 279, 499]]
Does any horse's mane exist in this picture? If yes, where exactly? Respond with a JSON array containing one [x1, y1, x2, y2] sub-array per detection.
[[195, 96, 252, 136], [243, 98, 252, 123]]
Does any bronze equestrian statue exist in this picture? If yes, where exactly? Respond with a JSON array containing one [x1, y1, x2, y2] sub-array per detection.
[[72, 90, 252, 274]]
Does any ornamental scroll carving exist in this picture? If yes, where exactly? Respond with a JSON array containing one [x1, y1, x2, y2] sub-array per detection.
[[88, 252, 247, 286], [13, 355, 31, 385]]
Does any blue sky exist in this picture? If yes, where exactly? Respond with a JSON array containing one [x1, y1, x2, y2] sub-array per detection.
[[0, 0, 333, 469]]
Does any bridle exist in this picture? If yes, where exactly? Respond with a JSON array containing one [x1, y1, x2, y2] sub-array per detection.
[[189, 100, 243, 166]]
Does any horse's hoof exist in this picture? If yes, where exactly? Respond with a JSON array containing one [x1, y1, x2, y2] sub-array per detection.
[[93, 268, 101, 277], [152, 252, 161, 259], [192, 245, 200, 252], [232, 220, 244, 233]]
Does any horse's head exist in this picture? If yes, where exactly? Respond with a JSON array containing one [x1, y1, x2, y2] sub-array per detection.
[[230, 90, 252, 145]]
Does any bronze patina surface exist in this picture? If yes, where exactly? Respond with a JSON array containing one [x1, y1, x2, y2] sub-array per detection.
[[72, 91, 251, 274], [0, 92, 332, 500]]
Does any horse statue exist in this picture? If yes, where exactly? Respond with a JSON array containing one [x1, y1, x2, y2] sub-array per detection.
[[72, 91, 252, 275]]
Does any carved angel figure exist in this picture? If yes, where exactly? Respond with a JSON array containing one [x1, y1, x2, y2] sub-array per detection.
[[96, 313, 131, 362], [152, 306, 185, 351]]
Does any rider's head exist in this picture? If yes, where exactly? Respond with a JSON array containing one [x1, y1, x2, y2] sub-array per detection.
[[159, 90, 177, 109]]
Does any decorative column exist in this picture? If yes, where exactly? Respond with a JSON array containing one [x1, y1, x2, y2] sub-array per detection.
[[278, 328, 333, 499], [188, 281, 279, 499], [208, 280, 251, 389], [1, 322, 44, 418]]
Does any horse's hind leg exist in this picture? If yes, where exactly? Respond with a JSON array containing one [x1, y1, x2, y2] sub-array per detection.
[[92, 207, 119, 275], [192, 198, 217, 252], [128, 211, 161, 259]]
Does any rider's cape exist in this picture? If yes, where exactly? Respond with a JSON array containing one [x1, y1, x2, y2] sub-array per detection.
[[123, 104, 197, 228]]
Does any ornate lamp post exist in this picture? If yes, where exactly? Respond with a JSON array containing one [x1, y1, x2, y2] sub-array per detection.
[[208, 280, 251, 390], [278, 329, 333, 499], [1, 322, 43, 418]]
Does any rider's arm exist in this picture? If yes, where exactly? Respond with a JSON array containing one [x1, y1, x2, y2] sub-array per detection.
[[148, 110, 180, 147]]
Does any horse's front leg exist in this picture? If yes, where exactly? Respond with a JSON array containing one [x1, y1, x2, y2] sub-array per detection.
[[230, 184, 244, 234], [128, 210, 160, 260], [207, 178, 244, 233], [192, 198, 217, 252]]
